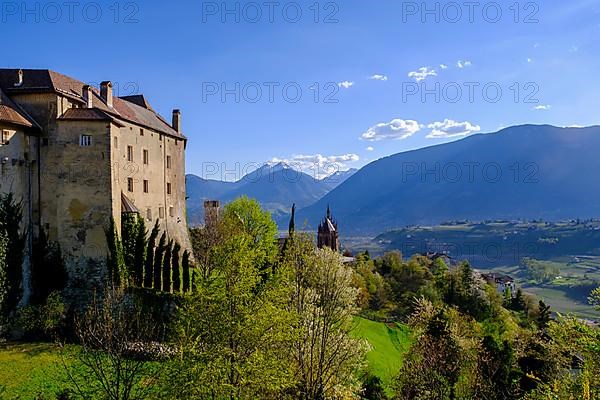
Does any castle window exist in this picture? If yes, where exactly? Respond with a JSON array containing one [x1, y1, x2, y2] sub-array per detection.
[[114, 136, 118, 148], [1, 130, 10, 145], [127, 145, 134, 161], [167, 182, 172, 195], [140, 128, 144, 136], [159, 207, 165, 219], [169, 206, 174, 217], [143, 149, 149, 165], [146, 208, 152, 221], [143, 179, 149, 193], [79, 135, 92, 147], [127, 177, 134, 192], [166, 155, 171, 169]]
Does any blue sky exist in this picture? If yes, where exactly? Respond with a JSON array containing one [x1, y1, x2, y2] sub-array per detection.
[[2, 0, 600, 180]]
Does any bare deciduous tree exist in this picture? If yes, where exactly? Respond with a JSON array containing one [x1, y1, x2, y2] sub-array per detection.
[[62, 288, 160, 400]]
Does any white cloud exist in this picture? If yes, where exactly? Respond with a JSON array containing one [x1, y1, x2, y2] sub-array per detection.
[[338, 81, 354, 89], [366, 146, 374, 151], [439, 64, 448, 70], [361, 119, 421, 141], [532, 104, 551, 111], [269, 153, 360, 179], [408, 67, 437, 82], [527, 58, 533, 63], [457, 60, 472, 68], [426, 119, 481, 139], [369, 74, 388, 81]]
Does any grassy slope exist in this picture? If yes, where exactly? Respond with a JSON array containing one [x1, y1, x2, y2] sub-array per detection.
[[351, 317, 412, 388], [0, 342, 70, 399]]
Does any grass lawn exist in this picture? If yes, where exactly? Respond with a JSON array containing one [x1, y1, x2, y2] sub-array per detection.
[[0, 342, 72, 399], [352, 317, 412, 389]]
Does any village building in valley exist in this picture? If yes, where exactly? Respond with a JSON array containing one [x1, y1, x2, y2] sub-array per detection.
[[0, 69, 191, 303]]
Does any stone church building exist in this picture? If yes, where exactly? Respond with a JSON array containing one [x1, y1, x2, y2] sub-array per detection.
[[0, 69, 191, 302]]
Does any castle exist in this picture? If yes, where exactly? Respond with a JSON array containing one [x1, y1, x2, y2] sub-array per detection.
[[0, 69, 191, 302]]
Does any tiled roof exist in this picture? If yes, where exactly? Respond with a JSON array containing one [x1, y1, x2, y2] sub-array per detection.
[[121, 192, 140, 214], [0, 88, 35, 128], [120, 95, 155, 111], [58, 108, 124, 126], [0, 69, 185, 139]]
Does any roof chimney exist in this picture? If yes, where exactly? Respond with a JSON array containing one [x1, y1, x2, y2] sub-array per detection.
[[14, 69, 23, 87], [100, 81, 113, 107], [82, 85, 93, 108], [172, 109, 181, 133]]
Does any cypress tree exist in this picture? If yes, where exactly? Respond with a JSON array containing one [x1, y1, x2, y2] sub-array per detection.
[[162, 240, 173, 292], [30, 229, 67, 305], [191, 269, 196, 292], [182, 250, 190, 293], [105, 217, 126, 288], [121, 213, 138, 282], [0, 193, 26, 314], [153, 232, 167, 290], [133, 216, 147, 287], [144, 220, 160, 288], [172, 242, 181, 293]]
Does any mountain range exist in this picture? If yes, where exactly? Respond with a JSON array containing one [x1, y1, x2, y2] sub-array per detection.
[[187, 125, 600, 235], [295, 125, 600, 234], [186, 163, 357, 225]]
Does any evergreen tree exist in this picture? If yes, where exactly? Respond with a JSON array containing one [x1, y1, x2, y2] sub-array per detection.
[[172, 242, 181, 293], [153, 232, 166, 290], [537, 300, 551, 330], [182, 250, 191, 293], [144, 220, 160, 288], [162, 240, 173, 292], [0, 232, 8, 318], [512, 288, 527, 312], [105, 217, 126, 288], [121, 213, 138, 283], [133, 216, 147, 287], [0, 193, 26, 314], [30, 229, 67, 305]]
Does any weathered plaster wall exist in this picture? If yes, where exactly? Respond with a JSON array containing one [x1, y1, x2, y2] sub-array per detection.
[[111, 121, 191, 254]]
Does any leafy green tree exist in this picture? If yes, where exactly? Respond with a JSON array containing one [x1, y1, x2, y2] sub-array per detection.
[[172, 242, 181, 293], [221, 196, 278, 276], [394, 300, 479, 400], [182, 250, 191, 293], [162, 240, 173, 292], [0, 193, 26, 314], [361, 372, 388, 400], [524, 316, 600, 399], [588, 287, 600, 311], [144, 220, 160, 288], [133, 216, 147, 287], [153, 232, 166, 290], [170, 197, 293, 399], [282, 234, 366, 399]]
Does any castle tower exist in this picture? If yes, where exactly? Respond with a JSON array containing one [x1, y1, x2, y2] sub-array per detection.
[[204, 200, 220, 228], [317, 205, 340, 251]]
